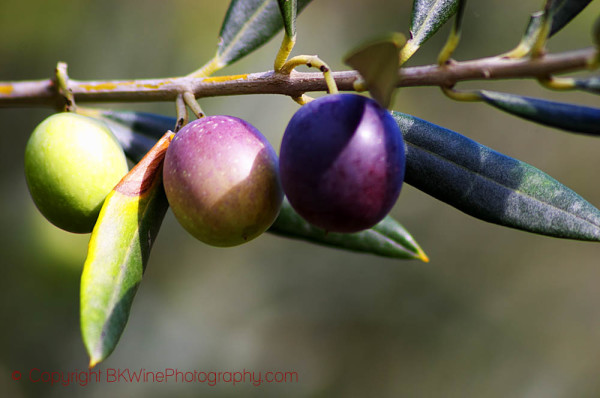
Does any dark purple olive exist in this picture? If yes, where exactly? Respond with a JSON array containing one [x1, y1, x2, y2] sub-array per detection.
[[163, 116, 283, 247], [279, 94, 405, 233]]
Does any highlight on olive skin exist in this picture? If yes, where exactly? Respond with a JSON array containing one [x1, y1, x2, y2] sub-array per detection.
[[279, 94, 406, 233], [163, 115, 284, 247], [24, 112, 129, 233]]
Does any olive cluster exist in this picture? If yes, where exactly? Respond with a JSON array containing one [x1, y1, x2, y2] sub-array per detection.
[[25, 94, 406, 244]]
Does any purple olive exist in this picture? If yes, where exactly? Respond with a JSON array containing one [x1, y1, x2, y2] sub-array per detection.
[[279, 94, 405, 233], [163, 116, 283, 247]]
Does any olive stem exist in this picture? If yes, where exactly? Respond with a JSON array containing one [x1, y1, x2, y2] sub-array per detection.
[[440, 86, 483, 102], [274, 34, 296, 72], [55, 62, 76, 112], [187, 56, 225, 79], [280, 55, 339, 94], [292, 94, 314, 105], [0, 47, 596, 107], [175, 94, 187, 132], [538, 75, 577, 90], [530, 0, 553, 59], [437, 0, 466, 66], [183, 91, 205, 119]]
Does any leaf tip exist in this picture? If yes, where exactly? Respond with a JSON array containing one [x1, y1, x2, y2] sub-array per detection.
[[417, 249, 430, 263], [88, 357, 101, 369]]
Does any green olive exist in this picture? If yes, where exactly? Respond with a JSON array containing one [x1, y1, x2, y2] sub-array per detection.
[[25, 113, 129, 233]]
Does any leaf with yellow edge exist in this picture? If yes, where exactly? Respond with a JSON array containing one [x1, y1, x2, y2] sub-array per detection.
[[81, 132, 173, 368]]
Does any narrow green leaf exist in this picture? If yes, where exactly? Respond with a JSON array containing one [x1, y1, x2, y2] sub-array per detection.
[[79, 109, 176, 162], [575, 76, 600, 95], [269, 199, 429, 261], [509, 0, 593, 57], [549, 0, 594, 36], [401, 0, 458, 63], [81, 133, 173, 367], [100, 110, 176, 140], [394, 111, 600, 241], [277, 0, 297, 38], [216, 0, 311, 67], [344, 33, 406, 108], [100, 117, 160, 163], [480, 90, 600, 135]]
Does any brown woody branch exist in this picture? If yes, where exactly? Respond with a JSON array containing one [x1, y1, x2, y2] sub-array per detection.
[[0, 47, 596, 108]]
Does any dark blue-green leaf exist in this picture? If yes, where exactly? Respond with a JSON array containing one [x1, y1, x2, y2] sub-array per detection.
[[269, 199, 429, 261], [100, 117, 160, 163], [401, 0, 458, 63], [508, 0, 593, 57], [217, 0, 311, 67], [575, 76, 600, 95], [94, 110, 177, 162], [549, 0, 594, 36], [277, 0, 297, 38], [100, 110, 175, 140], [480, 90, 600, 135], [394, 111, 600, 241]]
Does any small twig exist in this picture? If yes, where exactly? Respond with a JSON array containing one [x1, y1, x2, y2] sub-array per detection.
[[530, 0, 554, 59], [437, 0, 466, 66], [183, 91, 205, 118], [174, 94, 187, 132], [55, 62, 76, 111], [538, 75, 577, 90], [274, 34, 296, 72], [292, 94, 314, 105], [280, 54, 338, 94], [441, 86, 483, 102], [187, 56, 225, 79]]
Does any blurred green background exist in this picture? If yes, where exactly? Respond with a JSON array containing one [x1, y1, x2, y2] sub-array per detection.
[[1, 0, 600, 396]]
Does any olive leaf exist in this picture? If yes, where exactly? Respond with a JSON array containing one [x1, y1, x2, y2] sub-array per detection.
[[269, 198, 429, 261], [549, 0, 594, 36], [100, 110, 176, 140], [394, 111, 600, 241], [94, 109, 178, 161], [344, 33, 406, 109], [479, 90, 600, 135], [574, 76, 600, 95], [277, 0, 297, 39], [99, 117, 161, 163], [81, 132, 173, 367], [508, 0, 593, 57], [400, 0, 459, 64], [214, 0, 312, 68]]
